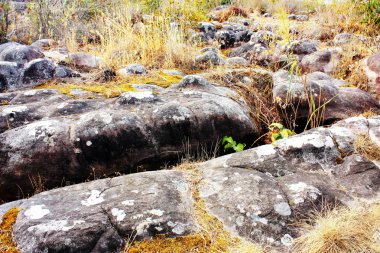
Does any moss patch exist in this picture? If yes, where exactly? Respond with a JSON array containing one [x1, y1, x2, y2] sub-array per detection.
[[126, 163, 263, 253], [35, 71, 183, 98], [0, 208, 21, 253], [36, 82, 136, 98]]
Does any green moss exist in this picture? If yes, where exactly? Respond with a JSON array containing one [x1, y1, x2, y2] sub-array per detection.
[[35, 72, 183, 98], [0, 208, 21, 253], [36, 82, 136, 98], [0, 101, 9, 106]]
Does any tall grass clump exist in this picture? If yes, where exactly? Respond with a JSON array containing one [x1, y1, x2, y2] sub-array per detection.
[[292, 203, 380, 253], [93, 1, 199, 70], [231, 0, 324, 13]]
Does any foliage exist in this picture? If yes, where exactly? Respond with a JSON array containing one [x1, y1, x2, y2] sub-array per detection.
[[222, 136, 246, 153], [362, 0, 380, 28], [267, 123, 295, 142]]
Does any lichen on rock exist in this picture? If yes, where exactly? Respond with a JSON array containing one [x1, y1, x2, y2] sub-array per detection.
[[0, 208, 21, 253]]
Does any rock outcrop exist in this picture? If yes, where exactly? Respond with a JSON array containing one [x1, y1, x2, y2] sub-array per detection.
[[1, 116, 379, 252], [0, 76, 258, 201]]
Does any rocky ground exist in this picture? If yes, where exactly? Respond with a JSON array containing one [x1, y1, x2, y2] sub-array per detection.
[[1, 1, 380, 253]]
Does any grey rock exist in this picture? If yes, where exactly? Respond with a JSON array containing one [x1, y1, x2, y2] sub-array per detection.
[[31, 39, 57, 50], [225, 57, 249, 66], [118, 64, 147, 75], [273, 70, 380, 126], [288, 14, 309, 21], [301, 48, 341, 74], [22, 58, 56, 86], [1, 117, 380, 252], [67, 53, 103, 70], [12, 171, 197, 252], [0, 45, 44, 65], [334, 33, 356, 45], [0, 61, 22, 92], [0, 79, 257, 201], [195, 50, 225, 65], [363, 52, 380, 99]]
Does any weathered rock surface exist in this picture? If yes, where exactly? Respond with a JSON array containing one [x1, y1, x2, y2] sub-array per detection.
[[1, 116, 379, 252], [0, 76, 258, 201], [273, 70, 380, 127], [364, 52, 380, 99], [300, 48, 341, 74]]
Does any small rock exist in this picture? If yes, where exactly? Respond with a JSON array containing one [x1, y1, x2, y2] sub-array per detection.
[[195, 50, 225, 65], [67, 53, 103, 70], [117, 64, 147, 76]]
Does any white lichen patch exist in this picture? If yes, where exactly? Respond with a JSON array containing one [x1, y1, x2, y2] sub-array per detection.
[[24, 205, 51, 220], [2, 105, 28, 116], [81, 190, 105, 206], [27, 220, 85, 233], [281, 133, 326, 149], [255, 145, 277, 157], [57, 102, 68, 109], [111, 208, 126, 222], [122, 200, 135, 206], [274, 202, 292, 216], [251, 214, 268, 225], [288, 182, 321, 204], [23, 90, 37, 96], [281, 234, 293, 246], [148, 209, 164, 216], [172, 223, 186, 235], [121, 91, 154, 100]]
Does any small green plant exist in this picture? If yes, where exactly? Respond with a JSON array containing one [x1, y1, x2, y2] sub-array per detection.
[[268, 123, 295, 142], [222, 136, 246, 153]]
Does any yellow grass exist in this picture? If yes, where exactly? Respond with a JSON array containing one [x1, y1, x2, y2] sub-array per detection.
[[293, 203, 380, 253]]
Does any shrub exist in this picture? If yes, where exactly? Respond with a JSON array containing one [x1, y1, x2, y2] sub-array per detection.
[[362, 0, 380, 28], [0, 1, 9, 43]]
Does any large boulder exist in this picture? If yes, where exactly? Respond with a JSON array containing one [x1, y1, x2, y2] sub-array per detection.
[[21, 58, 56, 86], [273, 70, 380, 127], [0, 45, 44, 65], [0, 61, 21, 92], [300, 48, 341, 74], [1, 116, 379, 252], [0, 78, 258, 201], [364, 52, 380, 99]]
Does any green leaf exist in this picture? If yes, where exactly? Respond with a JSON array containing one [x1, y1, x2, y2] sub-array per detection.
[[234, 143, 246, 152], [271, 132, 281, 142], [222, 136, 234, 145], [280, 129, 296, 139], [224, 143, 234, 152]]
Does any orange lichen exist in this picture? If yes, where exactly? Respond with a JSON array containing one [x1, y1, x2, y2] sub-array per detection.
[[0, 208, 21, 253]]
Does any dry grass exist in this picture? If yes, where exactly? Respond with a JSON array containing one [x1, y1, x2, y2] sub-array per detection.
[[232, 0, 324, 13], [91, 3, 199, 70], [314, 1, 377, 36], [354, 134, 380, 161], [212, 6, 248, 22], [201, 67, 280, 134], [292, 203, 380, 253]]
